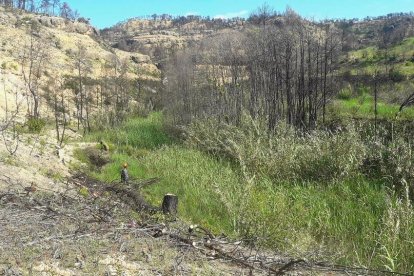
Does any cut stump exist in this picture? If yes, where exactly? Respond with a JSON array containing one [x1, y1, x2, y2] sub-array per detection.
[[162, 194, 178, 215]]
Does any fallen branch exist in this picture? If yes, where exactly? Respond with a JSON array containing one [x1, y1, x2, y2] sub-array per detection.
[[105, 183, 159, 213], [273, 259, 306, 275], [133, 177, 160, 189]]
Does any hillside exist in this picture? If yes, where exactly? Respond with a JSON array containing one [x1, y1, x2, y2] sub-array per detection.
[[103, 12, 414, 55], [334, 13, 414, 50], [0, 6, 159, 122], [102, 12, 414, 111]]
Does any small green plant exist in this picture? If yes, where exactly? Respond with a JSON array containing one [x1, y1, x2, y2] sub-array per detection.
[[1, 61, 19, 71], [40, 168, 64, 182], [27, 118, 46, 133], [337, 87, 353, 100], [357, 85, 370, 97], [79, 186, 89, 198], [55, 39, 63, 49], [1, 154, 19, 166], [65, 49, 73, 56]]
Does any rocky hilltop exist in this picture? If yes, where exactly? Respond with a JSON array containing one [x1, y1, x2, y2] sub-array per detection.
[[101, 17, 246, 58]]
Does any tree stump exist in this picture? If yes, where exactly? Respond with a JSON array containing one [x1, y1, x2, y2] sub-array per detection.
[[162, 194, 178, 215]]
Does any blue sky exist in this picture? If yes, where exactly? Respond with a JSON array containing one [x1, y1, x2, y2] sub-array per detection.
[[65, 0, 414, 29]]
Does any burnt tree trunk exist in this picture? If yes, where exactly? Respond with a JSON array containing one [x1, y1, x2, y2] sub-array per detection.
[[162, 194, 178, 215]]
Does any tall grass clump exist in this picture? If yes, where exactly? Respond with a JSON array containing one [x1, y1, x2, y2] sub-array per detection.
[[365, 137, 413, 182], [185, 115, 366, 183], [377, 187, 414, 273], [360, 123, 414, 196]]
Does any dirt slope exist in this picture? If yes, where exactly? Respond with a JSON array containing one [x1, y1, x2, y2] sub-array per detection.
[[0, 6, 159, 123]]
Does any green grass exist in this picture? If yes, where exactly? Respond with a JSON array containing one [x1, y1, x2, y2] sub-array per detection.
[[391, 37, 414, 57], [344, 37, 414, 76], [141, 146, 238, 234], [85, 112, 172, 150], [79, 112, 414, 273], [331, 94, 414, 120]]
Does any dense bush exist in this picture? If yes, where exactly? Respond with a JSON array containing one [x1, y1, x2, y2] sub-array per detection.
[[185, 116, 366, 182], [181, 116, 414, 272]]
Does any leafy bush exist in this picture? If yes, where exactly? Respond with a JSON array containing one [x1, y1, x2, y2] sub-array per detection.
[[84, 146, 110, 168], [26, 118, 46, 133], [357, 85, 370, 97], [185, 115, 414, 194]]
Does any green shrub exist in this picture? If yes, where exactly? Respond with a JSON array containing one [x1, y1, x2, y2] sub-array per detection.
[[357, 85, 370, 97], [79, 186, 89, 198], [389, 68, 405, 82], [26, 118, 46, 133]]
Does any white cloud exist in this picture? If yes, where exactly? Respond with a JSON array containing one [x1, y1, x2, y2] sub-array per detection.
[[213, 10, 249, 19], [185, 11, 200, 16]]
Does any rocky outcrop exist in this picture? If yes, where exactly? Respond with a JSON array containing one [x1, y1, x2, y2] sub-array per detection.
[[101, 18, 245, 57]]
